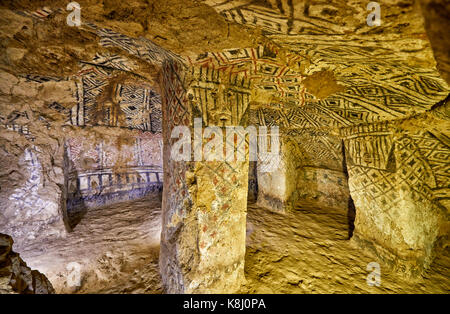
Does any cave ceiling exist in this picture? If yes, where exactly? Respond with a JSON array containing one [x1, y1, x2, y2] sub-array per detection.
[[197, 0, 450, 130], [0, 0, 448, 133]]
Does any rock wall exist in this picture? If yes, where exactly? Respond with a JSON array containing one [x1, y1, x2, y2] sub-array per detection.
[[159, 60, 193, 293], [247, 161, 257, 203], [0, 63, 165, 244], [294, 167, 349, 209], [0, 17, 166, 236], [0, 72, 74, 248], [290, 131, 349, 210], [256, 136, 297, 211], [0, 0, 448, 291], [257, 131, 350, 211], [66, 128, 163, 217], [341, 111, 449, 275], [0, 233, 55, 294]]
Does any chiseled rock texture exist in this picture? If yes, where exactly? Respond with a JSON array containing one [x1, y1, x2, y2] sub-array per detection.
[[0, 233, 55, 294]]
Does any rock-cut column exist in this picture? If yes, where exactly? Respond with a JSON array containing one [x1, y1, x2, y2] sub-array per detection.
[[159, 62, 250, 293], [341, 122, 445, 276], [256, 135, 295, 212]]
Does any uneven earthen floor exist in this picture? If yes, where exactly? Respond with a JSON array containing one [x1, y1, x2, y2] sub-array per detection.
[[15, 198, 449, 294], [17, 196, 163, 294], [243, 203, 449, 293]]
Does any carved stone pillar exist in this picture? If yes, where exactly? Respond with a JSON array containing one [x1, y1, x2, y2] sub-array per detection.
[[342, 122, 445, 275], [256, 136, 295, 212], [159, 63, 250, 293]]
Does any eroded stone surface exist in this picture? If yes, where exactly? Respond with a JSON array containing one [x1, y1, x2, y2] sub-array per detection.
[[0, 233, 55, 294]]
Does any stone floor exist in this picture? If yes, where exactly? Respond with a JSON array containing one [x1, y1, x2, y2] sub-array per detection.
[[15, 197, 449, 294]]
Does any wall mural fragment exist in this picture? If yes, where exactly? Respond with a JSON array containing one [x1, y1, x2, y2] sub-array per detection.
[[69, 53, 162, 132], [66, 131, 163, 217], [202, 0, 449, 129], [341, 121, 449, 274], [0, 21, 167, 225]]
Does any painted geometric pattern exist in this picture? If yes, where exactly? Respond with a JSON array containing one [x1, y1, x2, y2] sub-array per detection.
[[66, 132, 163, 210], [189, 43, 448, 130], [45, 15, 443, 132], [394, 135, 436, 200], [274, 40, 448, 127], [201, 160, 246, 212], [250, 100, 352, 129], [68, 166, 162, 196], [203, 0, 362, 36], [0, 111, 34, 140], [203, 0, 424, 37], [84, 23, 184, 66], [201, 0, 450, 129], [68, 53, 162, 132], [187, 67, 252, 126], [67, 132, 162, 171], [67, 165, 163, 211], [341, 122, 394, 170], [118, 83, 162, 132], [188, 45, 307, 109], [162, 61, 190, 128], [408, 131, 450, 198], [344, 126, 448, 205], [160, 60, 192, 217], [19, 6, 449, 133], [287, 130, 343, 170]]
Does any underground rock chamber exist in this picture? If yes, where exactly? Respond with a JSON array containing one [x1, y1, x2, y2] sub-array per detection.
[[0, 0, 449, 295]]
